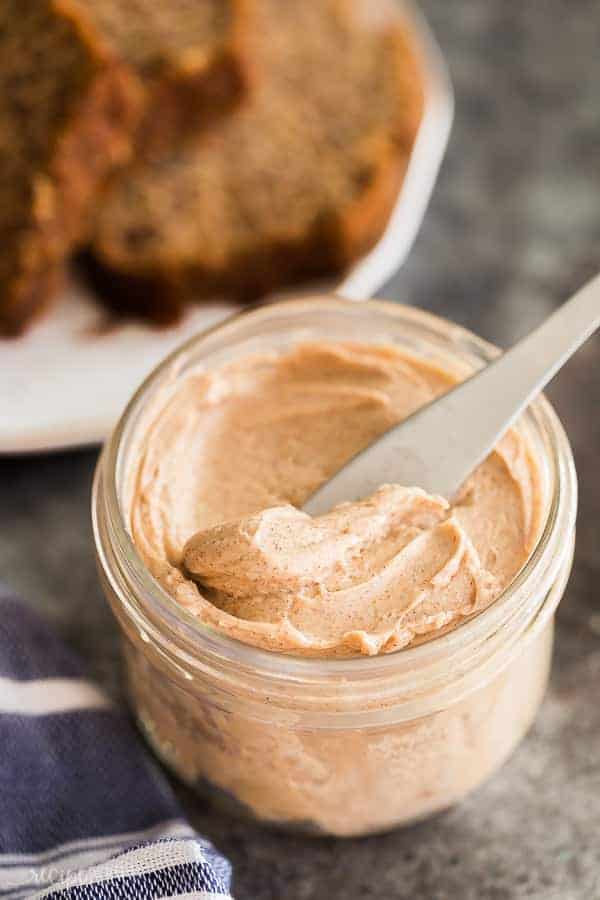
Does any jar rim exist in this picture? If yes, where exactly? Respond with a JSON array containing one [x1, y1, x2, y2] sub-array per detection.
[[93, 296, 577, 710]]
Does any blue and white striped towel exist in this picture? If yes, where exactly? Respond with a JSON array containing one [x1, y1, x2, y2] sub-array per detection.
[[0, 587, 234, 899]]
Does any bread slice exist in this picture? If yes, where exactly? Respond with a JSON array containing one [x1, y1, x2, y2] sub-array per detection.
[[0, 0, 248, 336], [87, 0, 424, 323]]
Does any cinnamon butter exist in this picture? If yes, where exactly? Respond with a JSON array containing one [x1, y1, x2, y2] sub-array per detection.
[[128, 341, 541, 656]]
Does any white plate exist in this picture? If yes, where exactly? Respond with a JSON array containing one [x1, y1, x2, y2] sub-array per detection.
[[0, 2, 452, 455]]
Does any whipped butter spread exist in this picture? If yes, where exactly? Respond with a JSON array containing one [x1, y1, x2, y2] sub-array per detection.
[[128, 341, 541, 656]]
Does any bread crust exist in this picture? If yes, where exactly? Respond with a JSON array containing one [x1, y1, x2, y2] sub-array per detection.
[[0, 51, 142, 336]]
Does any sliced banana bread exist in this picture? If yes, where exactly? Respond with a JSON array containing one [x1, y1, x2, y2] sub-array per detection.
[[0, 0, 248, 336], [88, 0, 424, 322]]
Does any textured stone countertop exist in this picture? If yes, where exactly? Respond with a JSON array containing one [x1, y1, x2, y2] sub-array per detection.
[[2, 2, 600, 897]]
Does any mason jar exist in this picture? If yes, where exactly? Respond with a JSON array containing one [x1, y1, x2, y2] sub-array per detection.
[[92, 297, 577, 837]]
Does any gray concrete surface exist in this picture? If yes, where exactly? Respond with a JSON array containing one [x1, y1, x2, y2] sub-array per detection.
[[2, 2, 600, 897]]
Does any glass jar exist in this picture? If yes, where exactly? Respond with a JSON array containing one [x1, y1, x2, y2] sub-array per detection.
[[92, 297, 577, 837]]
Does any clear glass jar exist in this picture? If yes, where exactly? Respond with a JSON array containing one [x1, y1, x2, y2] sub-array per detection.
[[92, 297, 577, 837]]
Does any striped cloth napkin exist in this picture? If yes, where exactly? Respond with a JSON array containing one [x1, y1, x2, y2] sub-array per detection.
[[0, 587, 234, 899]]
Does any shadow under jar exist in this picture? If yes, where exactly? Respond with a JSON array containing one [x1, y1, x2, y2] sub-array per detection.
[[92, 297, 577, 837]]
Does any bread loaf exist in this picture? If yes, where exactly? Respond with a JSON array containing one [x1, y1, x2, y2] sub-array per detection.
[[88, 0, 424, 323]]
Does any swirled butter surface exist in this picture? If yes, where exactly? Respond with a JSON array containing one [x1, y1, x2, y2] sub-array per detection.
[[128, 342, 541, 656]]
